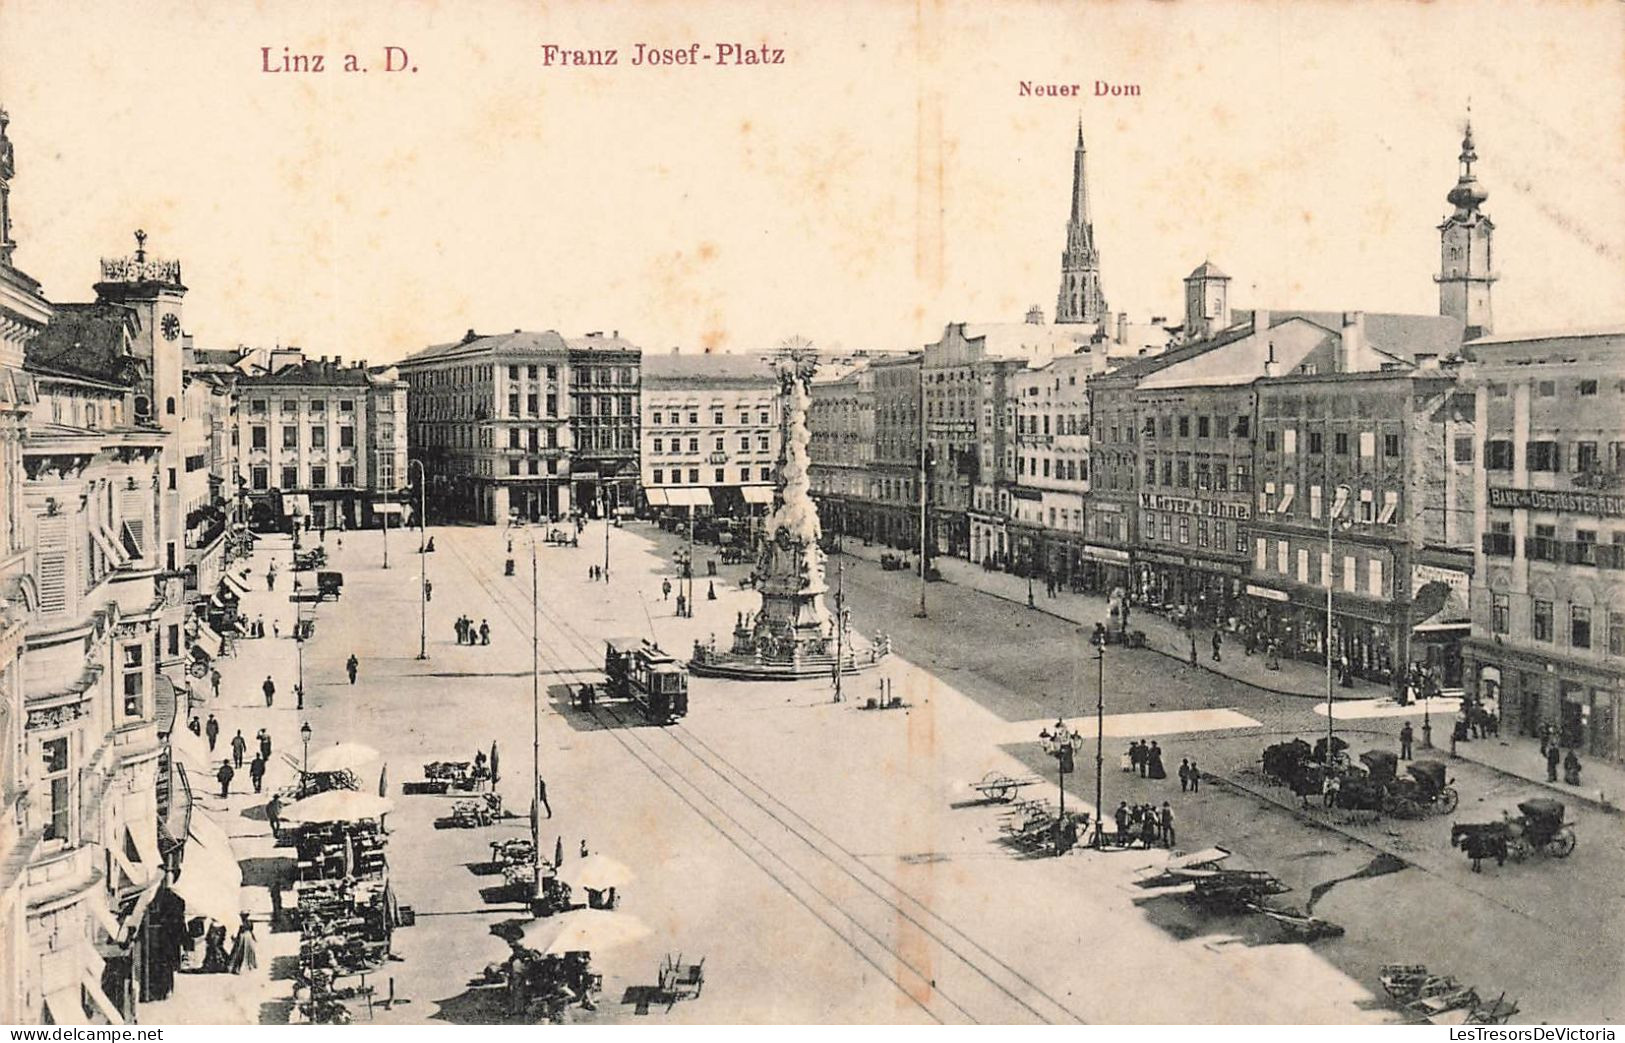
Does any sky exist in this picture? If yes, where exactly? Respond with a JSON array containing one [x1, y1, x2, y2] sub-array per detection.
[[1, 0, 1622, 362]]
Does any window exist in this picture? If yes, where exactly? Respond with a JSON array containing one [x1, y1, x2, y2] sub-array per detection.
[[1160, 515, 1172, 541], [310, 466, 326, 489], [1527, 441, 1561, 471], [1358, 431, 1376, 458], [1214, 463, 1228, 491], [310, 399, 325, 414], [1143, 512, 1157, 538], [759, 467, 771, 481], [339, 466, 356, 487], [713, 468, 725, 483], [281, 466, 298, 489], [1485, 439, 1514, 470], [1491, 593, 1510, 634], [1580, 379, 1598, 396], [1197, 416, 1210, 439], [1379, 490, 1399, 525], [281, 400, 297, 415], [652, 411, 663, 425], [1195, 462, 1210, 489], [1571, 606, 1592, 649], [252, 466, 268, 490], [1284, 428, 1297, 454], [508, 394, 520, 416], [282, 426, 298, 449], [688, 468, 700, 484], [250, 426, 268, 449], [1611, 611, 1625, 656], [1296, 548, 1309, 583], [1489, 381, 1508, 398], [1276, 540, 1288, 574], [1537, 380, 1556, 397], [1369, 557, 1384, 597], [714, 437, 725, 452], [1383, 433, 1400, 457], [1454, 436, 1473, 463], [760, 411, 770, 425], [1308, 431, 1323, 454], [1253, 537, 1267, 571], [1358, 488, 1374, 523], [509, 428, 521, 449], [509, 459, 520, 475], [1234, 464, 1251, 492], [1177, 460, 1190, 486], [339, 426, 355, 448], [42, 737, 70, 842], [1334, 432, 1348, 455], [1196, 518, 1209, 547], [758, 435, 769, 451], [546, 395, 557, 416], [1145, 458, 1157, 485], [1234, 416, 1250, 438], [251, 398, 268, 413], [1161, 416, 1173, 438], [1178, 517, 1190, 545], [688, 437, 699, 452], [1576, 442, 1599, 473], [1215, 520, 1227, 549], [1343, 555, 1356, 593], [1161, 460, 1173, 485], [1310, 485, 1323, 519], [310, 426, 326, 448], [739, 467, 751, 482], [1533, 599, 1553, 641], [1264, 430, 1277, 452], [1178, 416, 1190, 438], [652, 468, 664, 484], [121, 643, 145, 718], [652, 438, 663, 454]]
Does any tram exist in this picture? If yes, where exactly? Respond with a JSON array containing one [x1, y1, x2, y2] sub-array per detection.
[[604, 638, 690, 723]]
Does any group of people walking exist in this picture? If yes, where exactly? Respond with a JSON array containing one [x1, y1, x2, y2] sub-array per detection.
[[455, 616, 491, 645], [1112, 801, 1176, 848], [1124, 739, 1167, 779]]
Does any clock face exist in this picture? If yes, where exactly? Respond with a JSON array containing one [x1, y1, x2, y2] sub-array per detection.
[[161, 313, 181, 341]]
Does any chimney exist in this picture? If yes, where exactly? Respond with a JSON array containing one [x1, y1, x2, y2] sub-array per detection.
[[1339, 311, 1365, 373], [1117, 312, 1128, 344], [1263, 339, 1279, 379], [613, 329, 619, 339], [334, 355, 342, 367], [671, 346, 680, 355], [462, 328, 477, 344], [1252, 309, 1271, 335]]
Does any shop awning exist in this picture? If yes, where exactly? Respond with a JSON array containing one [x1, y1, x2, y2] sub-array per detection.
[[171, 810, 242, 927], [214, 582, 240, 603], [644, 489, 671, 507], [1413, 620, 1471, 634], [172, 728, 214, 774], [153, 674, 178, 736], [43, 987, 89, 1025], [192, 625, 222, 659], [664, 488, 713, 508], [90, 524, 128, 568], [374, 502, 405, 516], [221, 572, 251, 596], [740, 486, 774, 505], [283, 494, 310, 517]]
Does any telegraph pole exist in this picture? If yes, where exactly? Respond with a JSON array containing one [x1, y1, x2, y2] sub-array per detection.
[[833, 562, 845, 702], [915, 371, 929, 618]]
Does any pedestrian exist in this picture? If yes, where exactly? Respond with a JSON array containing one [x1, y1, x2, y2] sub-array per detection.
[[346, 653, 359, 685], [257, 728, 272, 761], [1399, 721, 1414, 761], [272, 619, 280, 640], [1140, 809, 1159, 849], [1093, 622, 1107, 647], [662, 579, 672, 601], [1147, 741, 1166, 780], [249, 753, 265, 794], [262, 675, 275, 707], [676, 593, 687, 618], [265, 568, 275, 591], [188, 715, 202, 737], [1539, 722, 1554, 756], [1160, 802, 1175, 847], [1114, 801, 1130, 846], [587, 565, 595, 582], [1189, 631, 1198, 667], [1189, 761, 1200, 793], [230, 730, 247, 768], [538, 778, 553, 819], [479, 620, 490, 646], [217, 759, 234, 798], [1563, 749, 1582, 787], [228, 913, 258, 974], [210, 668, 222, 698], [254, 614, 265, 639], [1178, 758, 1192, 793], [424, 579, 433, 602], [206, 714, 220, 751], [1134, 739, 1148, 777], [453, 618, 464, 645], [707, 580, 716, 601], [579, 839, 589, 858], [267, 793, 282, 836], [1211, 630, 1222, 663]]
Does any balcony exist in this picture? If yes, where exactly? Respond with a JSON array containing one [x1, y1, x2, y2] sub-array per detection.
[[1563, 541, 1599, 567], [1598, 543, 1625, 570], [1481, 532, 1516, 557], [1526, 536, 1562, 563]]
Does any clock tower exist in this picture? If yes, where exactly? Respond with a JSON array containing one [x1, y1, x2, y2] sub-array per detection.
[[1434, 117, 1495, 340]]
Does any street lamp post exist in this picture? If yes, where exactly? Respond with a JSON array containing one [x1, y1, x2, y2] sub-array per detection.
[[381, 495, 390, 569], [601, 486, 611, 583], [411, 460, 428, 660], [530, 531, 543, 909], [832, 563, 845, 703], [300, 720, 312, 793], [1039, 717, 1082, 856], [294, 573, 306, 710], [1325, 483, 1352, 765], [1093, 642, 1105, 849]]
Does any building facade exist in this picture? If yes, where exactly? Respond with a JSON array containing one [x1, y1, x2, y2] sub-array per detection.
[[236, 354, 408, 531], [1461, 329, 1625, 762], [866, 353, 922, 549], [399, 331, 574, 524], [808, 365, 873, 544], [1005, 352, 1092, 581], [565, 333, 641, 516], [641, 352, 778, 520]]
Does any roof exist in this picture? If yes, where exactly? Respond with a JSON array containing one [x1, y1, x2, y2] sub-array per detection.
[[958, 322, 1098, 361], [1237, 309, 1465, 363], [565, 333, 640, 354], [1138, 317, 1336, 390], [239, 359, 376, 387], [27, 302, 144, 386], [1186, 260, 1229, 280], [641, 352, 774, 386], [400, 330, 570, 366], [1464, 325, 1625, 347]]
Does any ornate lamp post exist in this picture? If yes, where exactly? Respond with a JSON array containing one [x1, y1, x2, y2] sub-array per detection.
[[410, 459, 428, 659], [1039, 717, 1082, 856], [300, 720, 312, 793]]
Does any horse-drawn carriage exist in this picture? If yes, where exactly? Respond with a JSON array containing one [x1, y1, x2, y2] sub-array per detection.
[[1261, 740, 1458, 818], [1451, 797, 1576, 871], [293, 547, 327, 571]]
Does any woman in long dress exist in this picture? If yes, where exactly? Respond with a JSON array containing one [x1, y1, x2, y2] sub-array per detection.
[[1147, 743, 1167, 780], [229, 913, 259, 974]]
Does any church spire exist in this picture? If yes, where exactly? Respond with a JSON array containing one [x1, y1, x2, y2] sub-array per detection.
[[1056, 120, 1107, 325], [1435, 108, 1495, 339]]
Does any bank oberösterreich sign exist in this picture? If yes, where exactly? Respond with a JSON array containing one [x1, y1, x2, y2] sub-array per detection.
[[1138, 493, 1251, 520], [1488, 486, 1625, 518]]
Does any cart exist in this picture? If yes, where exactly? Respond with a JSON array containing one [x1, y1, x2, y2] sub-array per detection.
[[658, 953, 706, 1002], [317, 571, 344, 601], [1384, 759, 1459, 818], [968, 770, 1042, 804]]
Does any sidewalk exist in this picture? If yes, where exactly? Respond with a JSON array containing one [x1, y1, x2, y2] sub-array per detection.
[[836, 541, 1392, 702], [1449, 733, 1623, 815]]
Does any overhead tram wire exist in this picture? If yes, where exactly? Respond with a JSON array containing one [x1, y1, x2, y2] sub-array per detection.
[[436, 536, 960, 1023], [441, 534, 1084, 1025]]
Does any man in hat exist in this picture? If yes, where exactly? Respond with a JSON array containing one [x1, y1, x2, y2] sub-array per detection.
[[230, 729, 248, 769], [217, 759, 235, 798], [205, 713, 221, 751], [1399, 721, 1414, 761], [262, 675, 276, 707]]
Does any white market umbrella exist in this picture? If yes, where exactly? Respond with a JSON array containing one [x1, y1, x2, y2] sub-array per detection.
[[554, 855, 636, 892], [305, 742, 379, 774], [281, 789, 395, 825], [515, 909, 650, 956]]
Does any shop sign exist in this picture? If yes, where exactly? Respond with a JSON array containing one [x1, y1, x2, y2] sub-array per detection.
[[1083, 544, 1131, 564], [1138, 493, 1251, 520], [1245, 583, 1290, 602], [1093, 501, 1123, 513], [1139, 550, 1188, 568], [1489, 486, 1625, 518]]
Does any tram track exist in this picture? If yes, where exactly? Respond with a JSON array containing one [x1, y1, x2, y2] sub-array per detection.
[[443, 532, 1083, 1024]]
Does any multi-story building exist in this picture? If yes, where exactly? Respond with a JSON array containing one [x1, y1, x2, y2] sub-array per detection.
[[641, 352, 778, 520], [922, 321, 1095, 560], [866, 352, 922, 549], [236, 353, 408, 531], [1005, 352, 1092, 580], [20, 287, 173, 1025], [1460, 329, 1625, 762], [565, 332, 641, 515], [808, 364, 873, 543], [0, 105, 55, 1025]]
